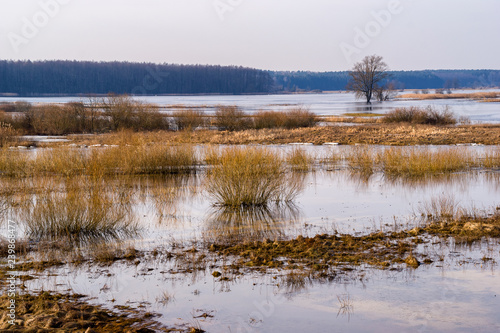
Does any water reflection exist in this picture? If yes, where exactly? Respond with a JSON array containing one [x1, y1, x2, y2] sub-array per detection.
[[204, 204, 302, 243]]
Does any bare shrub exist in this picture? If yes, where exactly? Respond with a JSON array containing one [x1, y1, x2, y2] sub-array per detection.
[[383, 106, 456, 125], [214, 105, 252, 131], [172, 109, 206, 131]]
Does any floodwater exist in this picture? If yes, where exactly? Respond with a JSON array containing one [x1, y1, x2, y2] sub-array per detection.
[[1, 89, 500, 123], [4, 144, 499, 332]]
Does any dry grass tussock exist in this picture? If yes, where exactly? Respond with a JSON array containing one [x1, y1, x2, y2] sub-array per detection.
[[286, 148, 314, 171], [21, 178, 137, 243], [205, 147, 300, 207]]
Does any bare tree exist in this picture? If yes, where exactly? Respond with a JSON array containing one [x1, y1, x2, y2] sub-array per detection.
[[347, 55, 390, 103]]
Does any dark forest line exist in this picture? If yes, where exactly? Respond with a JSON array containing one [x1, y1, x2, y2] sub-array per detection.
[[0, 60, 499, 96]]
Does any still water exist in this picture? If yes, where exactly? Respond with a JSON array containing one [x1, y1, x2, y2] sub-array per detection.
[[1, 89, 499, 123], [7, 144, 499, 332]]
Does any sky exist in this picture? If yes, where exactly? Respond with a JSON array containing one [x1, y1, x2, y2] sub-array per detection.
[[1, 0, 499, 71]]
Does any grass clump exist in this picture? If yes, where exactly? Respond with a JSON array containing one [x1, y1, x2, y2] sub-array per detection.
[[287, 148, 314, 171], [22, 179, 137, 243], [88, 144, 198, 175], [206, 147, 297, 207], [379, 147, 471, 177], [383, 106, 457, 125], [346, 146, 376, 175]]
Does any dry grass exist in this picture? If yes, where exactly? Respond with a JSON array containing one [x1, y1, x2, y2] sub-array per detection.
[[346, 146, 376, 175], [205, 147, 297, 207], [397, 91, 500, 100], [379, 147, 472, 177], [286, 148, 314, 171], [0, 144, 198, 177], [482, 148, 500, 168], [22, 178, 137, 243], [382, 106, 457, 125]]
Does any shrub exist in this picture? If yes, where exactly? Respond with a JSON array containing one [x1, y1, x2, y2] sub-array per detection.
[[214, 105, 252, 131], [0, 122, 18, 147], [254, 110, 287, 129], [172, 109, 206, 130], [382, 106, 456, 125], [103, 95, 168, 131], [283, 108, 318, 128], [253, 108, 318, 129]]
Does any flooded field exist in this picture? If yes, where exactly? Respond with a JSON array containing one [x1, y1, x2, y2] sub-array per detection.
[[1, 144, 500, 332], [2, 89, 500, 123]]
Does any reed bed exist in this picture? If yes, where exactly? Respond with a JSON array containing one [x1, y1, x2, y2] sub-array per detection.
[[0, 144, 198, 177], [346, 146, 376, 175], [481, 148, 500, 168], [379, 147, 473, 177], [22, 178, 137, 243], [205, 147, 298, 207]]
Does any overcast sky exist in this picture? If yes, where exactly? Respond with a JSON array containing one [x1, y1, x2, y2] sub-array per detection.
[[1, 0, 499, 71]]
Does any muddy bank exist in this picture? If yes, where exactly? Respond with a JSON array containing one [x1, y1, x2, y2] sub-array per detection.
[[0, 292, 201, 333]]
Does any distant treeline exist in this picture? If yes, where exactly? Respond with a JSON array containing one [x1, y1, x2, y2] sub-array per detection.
[[273, 70, 500, 92], [0, 60, 273, 96], [0, 60, 499, 96]]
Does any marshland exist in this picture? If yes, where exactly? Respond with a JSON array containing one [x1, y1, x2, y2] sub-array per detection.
[[1, 92, 500, 332]]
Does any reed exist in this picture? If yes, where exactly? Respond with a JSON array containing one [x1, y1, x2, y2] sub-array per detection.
[[346, 146, 376, 175], [22, 178, 137, 243], [482, 148, 500, 168], [379, 147, 472, 177], [287, 148, 314, 171], [206, 147, 296, 207]]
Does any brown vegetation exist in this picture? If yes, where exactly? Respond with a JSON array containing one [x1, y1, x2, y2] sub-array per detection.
[[0, 292, 179, 332], [397, 91, 500, 100]]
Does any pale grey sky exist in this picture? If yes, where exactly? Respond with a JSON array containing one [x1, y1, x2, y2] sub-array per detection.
[[1, 0, 499, 71]]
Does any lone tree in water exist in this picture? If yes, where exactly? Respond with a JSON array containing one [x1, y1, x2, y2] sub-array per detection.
[[347, 55, 390, 103]]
